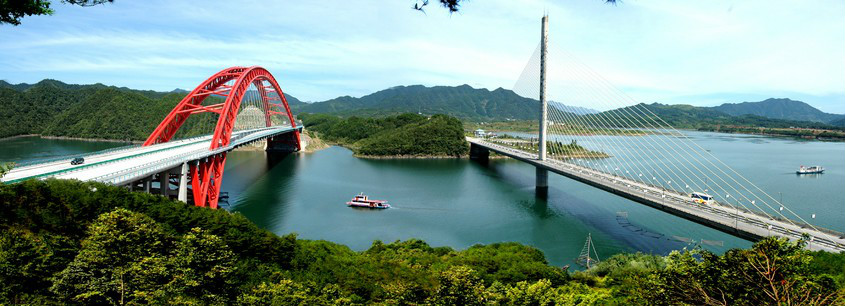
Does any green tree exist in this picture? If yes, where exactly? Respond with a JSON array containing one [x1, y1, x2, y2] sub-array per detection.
[[238, 279, 351, 305], [0, 229, 58, 304], [50, 208, 170, 305], [0, 162, 14, 178], [652, 238, 842, 306], [1, 0, 112, 26], [429, 266, 488, 306], [161, 228, 238, 304]]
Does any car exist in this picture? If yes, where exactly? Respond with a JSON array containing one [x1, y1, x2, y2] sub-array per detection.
[[71, 157, 85, 165]]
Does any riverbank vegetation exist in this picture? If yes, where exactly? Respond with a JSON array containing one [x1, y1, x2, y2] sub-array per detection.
[[300, 113, 469, 157], [485, 136, 610, 159], [697, 125, 845, 141], [2, 179, 843, 304], [465, 120, 650, 136]]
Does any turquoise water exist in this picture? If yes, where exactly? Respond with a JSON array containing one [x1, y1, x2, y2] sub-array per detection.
[[3, 132, 843, 268]]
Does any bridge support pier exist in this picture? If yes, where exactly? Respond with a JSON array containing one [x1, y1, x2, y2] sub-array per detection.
[[536, 168, 548, 198], [469, 143, 490, 163], [159, 170, 169, 196], [178, 162, 189, 203], [266, 131, 301, 153], [144, 176, 151, 193]]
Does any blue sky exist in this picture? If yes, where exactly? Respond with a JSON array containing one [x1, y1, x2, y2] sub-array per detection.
[[1, 0, 843, 113]]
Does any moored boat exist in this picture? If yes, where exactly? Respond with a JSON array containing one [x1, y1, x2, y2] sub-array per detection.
[[346, 193, 390, 209], [796, 165, 824, 174]]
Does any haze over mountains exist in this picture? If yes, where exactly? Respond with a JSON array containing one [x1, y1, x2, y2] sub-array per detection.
[[1, 79, 843, 141]]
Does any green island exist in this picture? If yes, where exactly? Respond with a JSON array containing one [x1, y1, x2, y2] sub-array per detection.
[[1, 179, 843, 305], [300, 113, 469, 158]]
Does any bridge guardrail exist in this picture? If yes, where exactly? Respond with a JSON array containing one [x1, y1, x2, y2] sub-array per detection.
[[471, 137, 845, 250], [12, 142, 142, 168], [3, 135, 217, 184], [94, 127, 290, 185], [6, 127, 291, 184]]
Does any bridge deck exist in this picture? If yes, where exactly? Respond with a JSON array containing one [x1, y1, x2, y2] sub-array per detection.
[[468, 137, 845, 253], [3, 126, 299, 185]]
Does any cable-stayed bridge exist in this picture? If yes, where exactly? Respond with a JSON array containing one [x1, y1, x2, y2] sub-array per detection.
[[469, 16, 844, 252], [1, 66, 302, 209]]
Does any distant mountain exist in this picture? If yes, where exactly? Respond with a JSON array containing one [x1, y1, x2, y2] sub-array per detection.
[[0, 80, 33, 91], [4, 79, 844, 142], [283, 93, 306, 106], [600, 103, 838, 130], [293, 84, 540, 120], [550, 101, 599, 115], [830, 117, 845, 128], [709, 98, 845, 124]]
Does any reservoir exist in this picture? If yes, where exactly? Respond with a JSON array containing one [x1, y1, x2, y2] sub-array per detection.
[[2, 131, 843, 267]]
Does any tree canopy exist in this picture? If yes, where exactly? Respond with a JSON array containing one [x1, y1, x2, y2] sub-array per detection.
[[1, 179, 844, 304], [0, 0, 112, 25]]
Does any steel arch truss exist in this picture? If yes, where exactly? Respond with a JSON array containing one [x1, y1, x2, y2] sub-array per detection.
[[144, 66, 300, 209]]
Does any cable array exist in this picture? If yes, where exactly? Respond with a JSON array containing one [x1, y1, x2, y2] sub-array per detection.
[[505, 42, 839, 244]]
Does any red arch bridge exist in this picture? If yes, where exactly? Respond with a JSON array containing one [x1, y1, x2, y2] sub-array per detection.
[[2, 66, 302, 209]]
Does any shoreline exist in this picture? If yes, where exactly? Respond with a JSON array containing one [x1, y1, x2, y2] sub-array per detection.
[[353, 154, 467, 159], [687, 128, 845, 142], [0, 134, 40, 141], [1, 134, 141, 144], [39, 135, 142, 144]]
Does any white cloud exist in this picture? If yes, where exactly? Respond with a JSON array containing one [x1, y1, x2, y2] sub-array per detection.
[[1, 0, 843, 112]]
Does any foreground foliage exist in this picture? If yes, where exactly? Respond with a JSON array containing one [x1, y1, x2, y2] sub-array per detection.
[[1, 179, 843, 305]]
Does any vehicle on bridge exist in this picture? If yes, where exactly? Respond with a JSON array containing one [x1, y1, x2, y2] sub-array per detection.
[[347, 193, 390, 209], [70, 157, 85, 165], [690, 192, 713, 205]]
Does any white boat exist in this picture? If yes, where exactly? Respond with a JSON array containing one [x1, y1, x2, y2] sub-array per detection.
[[796, 165, 824, 174], [346, 193, 390, 209]]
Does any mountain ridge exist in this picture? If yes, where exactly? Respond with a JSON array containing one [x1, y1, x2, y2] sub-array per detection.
[[708, 98, 844, 124], [3, 79, 843, 141]]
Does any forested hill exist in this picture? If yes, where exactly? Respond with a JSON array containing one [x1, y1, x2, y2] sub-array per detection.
[[300, 113, 468, 157], [600, 102, 845, 131], [0, 79, 301, 140], [709, 98, 845, 124], [292, 84, 541, 120]]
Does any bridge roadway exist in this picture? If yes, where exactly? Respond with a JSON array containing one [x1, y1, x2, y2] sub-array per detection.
[[2, 126, 301, 186], [468, 137, 845, 253]]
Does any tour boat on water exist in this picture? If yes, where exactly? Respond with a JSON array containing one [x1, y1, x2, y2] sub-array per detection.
[[796, 165, 824, 174], [346, 193, 390, 209]]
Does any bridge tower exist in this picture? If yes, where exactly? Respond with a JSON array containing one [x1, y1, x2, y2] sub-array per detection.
[[536, 14, 550, 197]]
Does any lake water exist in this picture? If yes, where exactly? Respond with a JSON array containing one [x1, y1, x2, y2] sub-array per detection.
[[2, 131, 843, 268]]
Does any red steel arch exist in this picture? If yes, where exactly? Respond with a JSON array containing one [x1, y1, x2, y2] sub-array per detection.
[[144, 66, 300, 209]]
